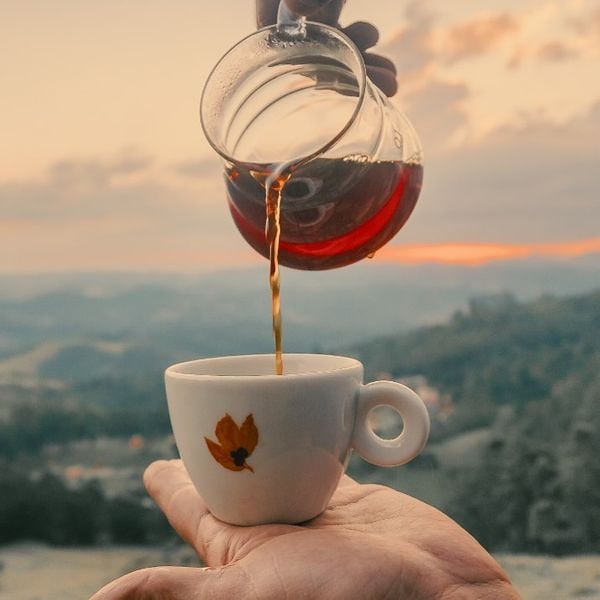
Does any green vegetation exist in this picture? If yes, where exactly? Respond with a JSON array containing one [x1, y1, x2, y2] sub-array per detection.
[[350, 291, 599, 440], [348, 290, 600, 554], [0, 376, 174, 547], [0, 464, 174, 546], [0, 377, 169, 458], [447, 355, 600, 554]]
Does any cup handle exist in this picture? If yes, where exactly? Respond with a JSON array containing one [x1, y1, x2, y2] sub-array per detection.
[[351, 381, 430, 467]]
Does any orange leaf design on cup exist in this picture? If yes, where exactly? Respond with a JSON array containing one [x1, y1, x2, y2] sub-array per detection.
[[204, 414, 258, 473]]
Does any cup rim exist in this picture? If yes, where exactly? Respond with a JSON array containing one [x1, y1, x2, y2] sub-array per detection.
[[199, 21, 367, 167], [165, 353, 363, 380]]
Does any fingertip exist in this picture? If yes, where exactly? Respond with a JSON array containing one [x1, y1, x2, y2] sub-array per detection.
[[343, 21, 380, 50], [143, 458, 175, 487], [366, 66, 398, 97], [364, 52, 398, 76], [143, 459, 187, 498], [144, 458, 171, 476], [256, 0, 279, 27]]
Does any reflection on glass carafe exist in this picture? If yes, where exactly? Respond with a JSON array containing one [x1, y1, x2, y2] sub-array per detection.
[[201, 2, 423, 270]]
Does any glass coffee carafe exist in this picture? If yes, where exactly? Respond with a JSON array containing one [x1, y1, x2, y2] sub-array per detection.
[[200, 2, 423, 270]]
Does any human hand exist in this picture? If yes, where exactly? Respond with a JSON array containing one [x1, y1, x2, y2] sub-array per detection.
[[93, 459, 520, 599], [256, 0, 398, 96]]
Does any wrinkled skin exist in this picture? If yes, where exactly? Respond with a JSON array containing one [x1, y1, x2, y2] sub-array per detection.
[[93, 459, 520, 599], [257, 0, 398, 96]]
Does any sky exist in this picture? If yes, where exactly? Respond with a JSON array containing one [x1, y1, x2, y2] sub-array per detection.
[[1, 0, 599, 273]]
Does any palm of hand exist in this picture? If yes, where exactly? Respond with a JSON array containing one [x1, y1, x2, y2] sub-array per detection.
[[93, 460, 518, 599]]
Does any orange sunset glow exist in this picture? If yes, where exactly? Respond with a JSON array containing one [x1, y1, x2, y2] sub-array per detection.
[[376, 238, 600, 266]]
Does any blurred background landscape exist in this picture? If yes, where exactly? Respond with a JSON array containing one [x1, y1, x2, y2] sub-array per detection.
[[2, 0, 600, 597], [0, 260, 599, 598]]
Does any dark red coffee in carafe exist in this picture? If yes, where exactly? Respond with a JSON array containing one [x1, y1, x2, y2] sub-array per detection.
[[226, 157, 423, 271]]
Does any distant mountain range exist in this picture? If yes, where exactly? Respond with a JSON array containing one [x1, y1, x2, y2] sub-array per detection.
[[0, 255, 598, 384]]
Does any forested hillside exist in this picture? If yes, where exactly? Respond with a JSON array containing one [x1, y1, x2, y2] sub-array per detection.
[[348, 290, 600, 553]]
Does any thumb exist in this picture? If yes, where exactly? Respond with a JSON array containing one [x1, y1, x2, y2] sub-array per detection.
[[91, 565, 245, 600]]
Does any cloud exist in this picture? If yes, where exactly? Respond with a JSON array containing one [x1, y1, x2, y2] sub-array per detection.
[[383, 1, 436, 82], [48, 153, 153, 186], [382, 2, 470, 151], [571, 4, 600, 37], [568, 3, 600, 56], [3, 95, 599, 272], [508, 39, 580, 69], [535, 40, 578, 62], [405, 99, 600, 244], [385, 9, 521, 76], [0, 151, 244, 273], [401, 79, 470, 151], [506, 3, 598, 68], [443, 14, 519, 64], [0, 152, 216, 222], [386, 3, 593, 74], [506, 44, 527, 69], [173, 158, 222, 180], [3, 0, 599, 275]]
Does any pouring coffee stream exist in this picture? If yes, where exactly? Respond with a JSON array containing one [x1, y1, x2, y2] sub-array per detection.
[[265, 166, 291, 376], [200, 1, 423, 374]]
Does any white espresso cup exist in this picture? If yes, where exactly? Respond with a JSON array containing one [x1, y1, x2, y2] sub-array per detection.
[[165, 353, 430, 526]]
